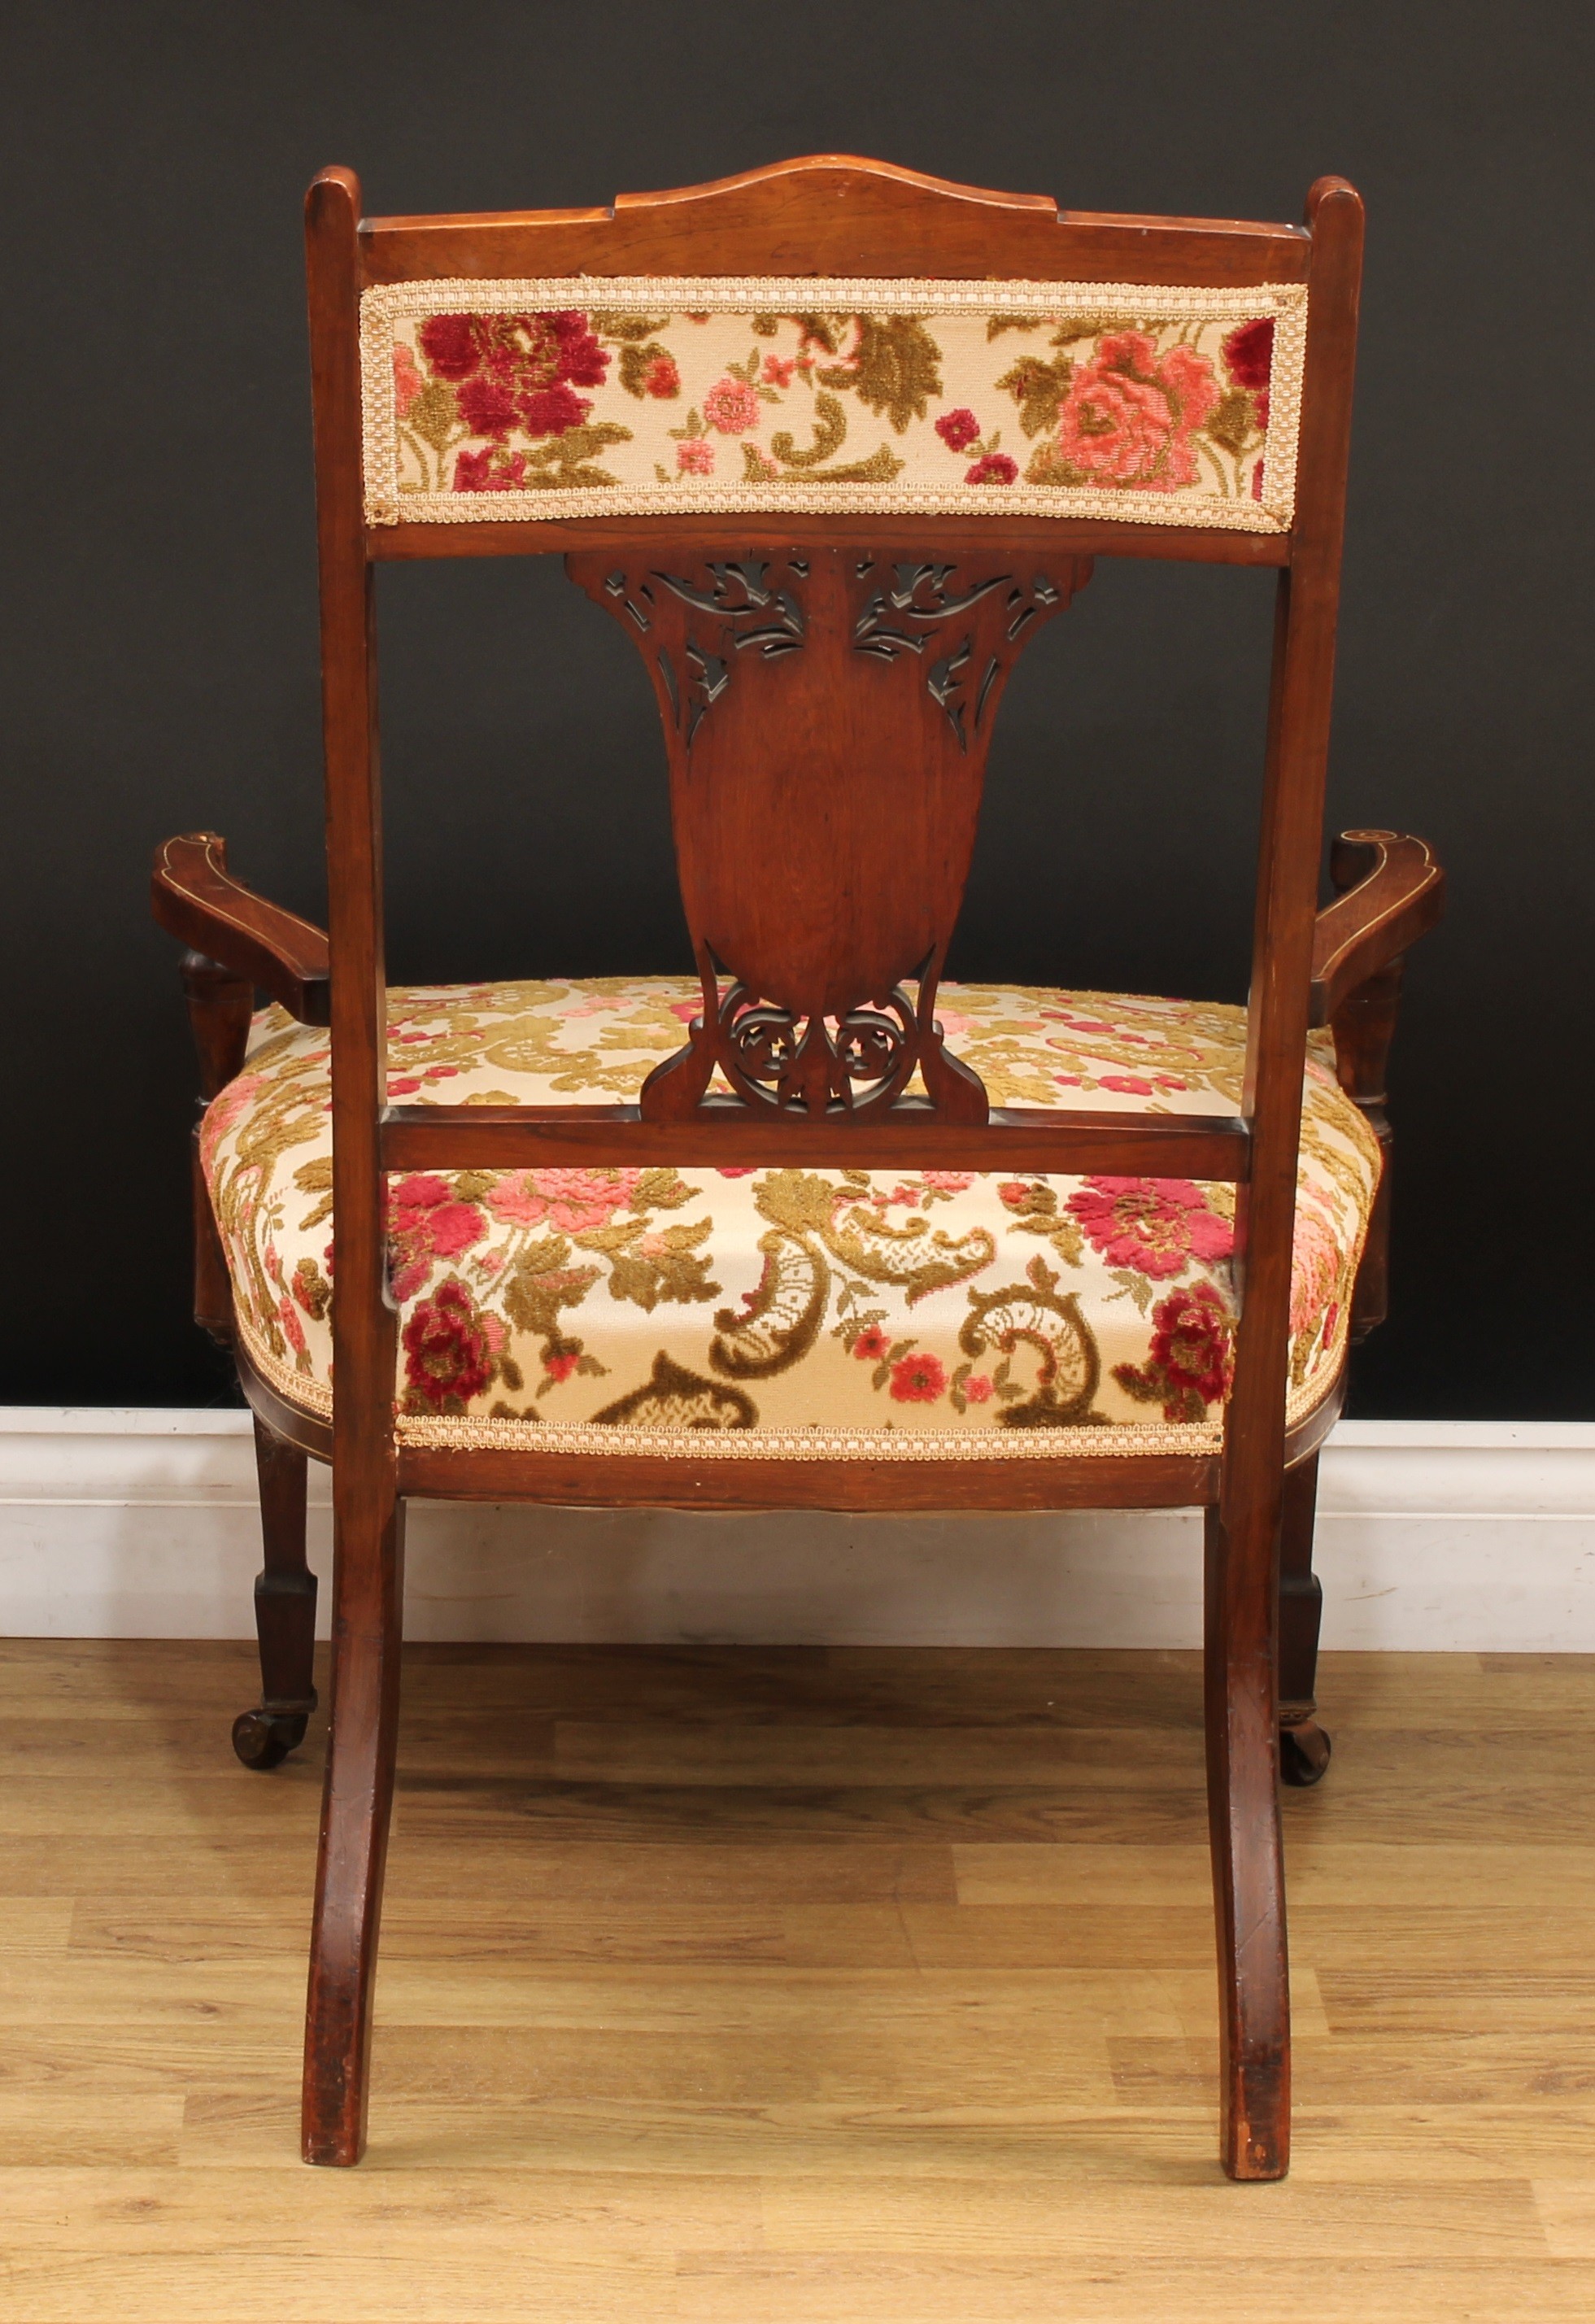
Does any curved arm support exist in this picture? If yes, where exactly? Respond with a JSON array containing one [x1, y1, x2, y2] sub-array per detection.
[[1309, 830, 1444, 1028], [152, 833, 331, 1027]]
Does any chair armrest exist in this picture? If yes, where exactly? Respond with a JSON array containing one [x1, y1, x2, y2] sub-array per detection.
[[151, 833, 331, 1027], [1309, 831, 1445, 1027]]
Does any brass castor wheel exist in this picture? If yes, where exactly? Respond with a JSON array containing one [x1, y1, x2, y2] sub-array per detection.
[[232, 1708, 309, 1771], [1279, 1719, 1332, 1788]]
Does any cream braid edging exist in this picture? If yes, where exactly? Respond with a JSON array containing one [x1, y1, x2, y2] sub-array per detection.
[[360, 273, 1307, 534]]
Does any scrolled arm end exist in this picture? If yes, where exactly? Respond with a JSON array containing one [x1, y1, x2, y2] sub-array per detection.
[[1310, 830, 1444, 1028], [151, 833, 331, 1027]]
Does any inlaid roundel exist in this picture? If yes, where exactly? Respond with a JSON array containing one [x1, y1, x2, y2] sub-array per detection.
[[568, 546, 1090, 1123]]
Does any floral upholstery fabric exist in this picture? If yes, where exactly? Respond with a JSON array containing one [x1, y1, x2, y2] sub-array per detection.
[[203, 979, 1379, 1463], [361, 277, 1306, 534]]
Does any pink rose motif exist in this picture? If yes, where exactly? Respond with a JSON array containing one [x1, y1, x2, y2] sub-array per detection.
[[935, 408, 982, 452], [890, 1349, 947, 1403], [543, 1346, 582, 1384], [1056, 332, 1220, 491], [962, 1374, 993, 1403], [402, 1278, 496, 1411], [677, 438, 715, 475], [485, 1168, 643, 1234], [545, 310, 609, 388], [1098, 1075, 1156, 1096], [457, 375, 521, 440], [393, 344, 424, 419], [278, 1297, 307, 1358], [761, 355, 795, 388], [702, 376, 762, 434], [965, 453, 1018, 485], [388, 1173, 487, 1302], [643, 354, 680, 398], [419, 311, 605, 443], [519, 382, 588, 438], [416, 312, 478, 381], [853, 1325, 891, 1362], [1067, 1177, 1234, 1280], [919, 1171, 974, 1194], [1148, 1281, 1234, 1406]]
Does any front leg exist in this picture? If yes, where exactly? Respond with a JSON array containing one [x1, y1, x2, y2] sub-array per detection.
[[1205, 1494, 1291, 2179]]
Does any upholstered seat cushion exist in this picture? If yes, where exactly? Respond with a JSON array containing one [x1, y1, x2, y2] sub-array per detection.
[[202, 978, 1379, 1462]]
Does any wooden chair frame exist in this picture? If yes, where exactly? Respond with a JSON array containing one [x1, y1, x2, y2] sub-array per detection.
[[152, 157, 1443, 2177]]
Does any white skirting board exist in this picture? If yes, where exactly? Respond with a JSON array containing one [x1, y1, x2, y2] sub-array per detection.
[[1, 1408, 1592, 1650]]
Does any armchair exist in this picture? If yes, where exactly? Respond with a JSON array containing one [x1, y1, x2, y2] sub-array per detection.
[[153, 155, 1442, 2178]]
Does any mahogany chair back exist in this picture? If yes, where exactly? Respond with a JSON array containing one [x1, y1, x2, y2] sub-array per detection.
[[151, 159, 1448, 2187]]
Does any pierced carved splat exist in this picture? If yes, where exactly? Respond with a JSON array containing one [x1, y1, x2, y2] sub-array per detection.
[[708, 957, 928, 1118], [852, 560, 1066, 748], [600, 559, 805, 743], [569, 543, 1088, 1124]]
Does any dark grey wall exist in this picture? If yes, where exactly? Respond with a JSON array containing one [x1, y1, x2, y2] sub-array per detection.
[[5, 1, 1591, 1415]]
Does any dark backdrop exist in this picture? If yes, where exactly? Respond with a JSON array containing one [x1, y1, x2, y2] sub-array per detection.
[[5, 2, 1591, 1415]]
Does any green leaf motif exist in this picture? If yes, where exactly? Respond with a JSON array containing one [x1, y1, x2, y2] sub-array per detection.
[[406, 380, 462, 456], [996, 355, 1075, 439], [822, 314, 943, 434], [1206, 387, 1259, 456], [768, 391, 849, 470]]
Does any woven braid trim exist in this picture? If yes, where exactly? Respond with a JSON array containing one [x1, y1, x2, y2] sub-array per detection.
[[233, 1310, 1341, 1463], [360, 274, 1307, 534]]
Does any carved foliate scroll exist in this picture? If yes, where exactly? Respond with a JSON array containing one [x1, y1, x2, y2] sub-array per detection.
[[601, 559, 807, 744], [852, 561, 1066, 748], [568, 544, 1087, 1123]]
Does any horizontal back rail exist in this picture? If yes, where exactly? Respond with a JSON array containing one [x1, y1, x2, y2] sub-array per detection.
[[367, 515, 1291, 569], [380, 1101, 1251, 1179]]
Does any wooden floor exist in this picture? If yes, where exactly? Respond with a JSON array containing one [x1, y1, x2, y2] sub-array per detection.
[[2, 1642, 1593, 2321]]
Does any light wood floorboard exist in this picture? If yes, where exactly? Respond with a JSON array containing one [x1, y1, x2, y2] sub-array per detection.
[[0, 1639, 1591, 2319]]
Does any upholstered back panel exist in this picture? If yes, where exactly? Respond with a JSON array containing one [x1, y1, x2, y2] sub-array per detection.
[[361, 275, 1307, 534]]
